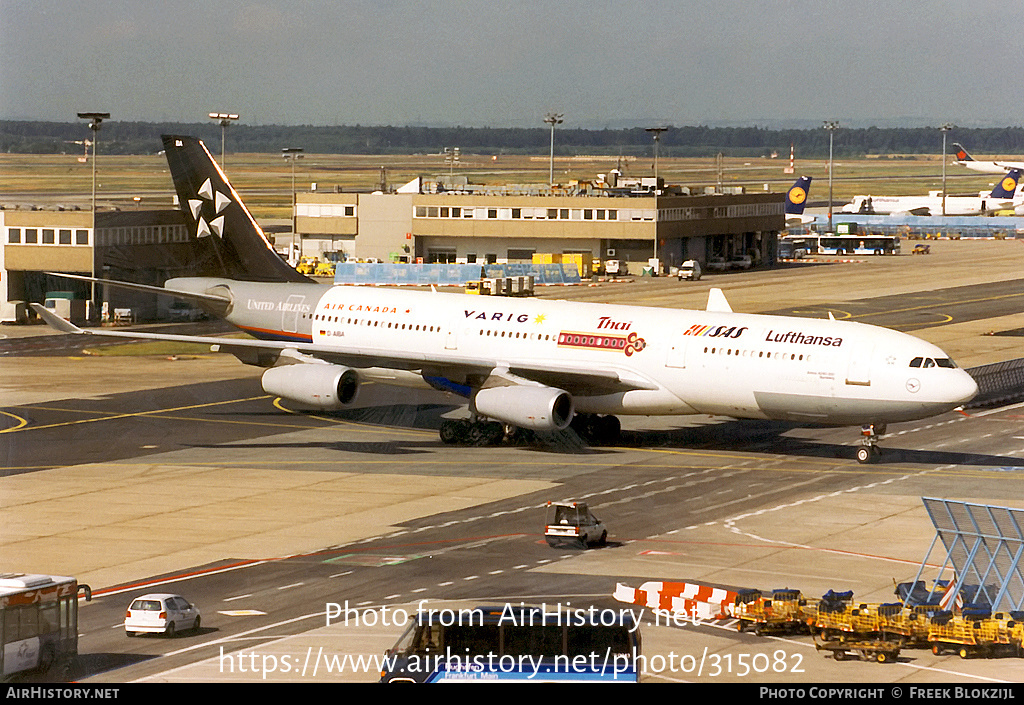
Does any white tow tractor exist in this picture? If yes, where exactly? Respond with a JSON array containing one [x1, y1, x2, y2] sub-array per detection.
[[545, 501, 607, 549]]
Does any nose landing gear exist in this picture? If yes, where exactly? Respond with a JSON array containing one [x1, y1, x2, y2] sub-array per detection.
[[856, 424, 886, 464]]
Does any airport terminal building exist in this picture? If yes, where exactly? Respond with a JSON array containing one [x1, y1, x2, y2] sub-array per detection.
[[1, 182, 785, 322], [296, 185, 786, 272]]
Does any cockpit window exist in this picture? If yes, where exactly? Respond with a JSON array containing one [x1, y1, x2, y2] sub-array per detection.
[[909, 356, 958, 369]]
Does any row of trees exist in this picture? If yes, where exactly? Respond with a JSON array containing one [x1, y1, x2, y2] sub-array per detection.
[[3, 120, 1024, 158]]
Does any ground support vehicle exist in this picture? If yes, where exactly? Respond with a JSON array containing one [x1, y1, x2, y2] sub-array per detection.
[[812, 591, 862, 640], [734, 589, 809, 636], [815, 637, 902, 663], [544, 501, 606, 549], [928, 610, 1024, 658], [874, 603, 934, 646], [295, 257, 319, 275], [677, 259, 702, 281], [912, 244, 931, 254], [314, 261, 336, 277]]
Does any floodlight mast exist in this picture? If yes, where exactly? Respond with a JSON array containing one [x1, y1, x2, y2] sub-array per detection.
[[77, 112, 110, 314], [208, 112, 240, 166], [544, 113, 563, 186], [282, 148, 304, 253], [645, 126, 669, 185], [645, 126, 669, 264], [939, 123, 955, 216], [823, 121, 839, 232]]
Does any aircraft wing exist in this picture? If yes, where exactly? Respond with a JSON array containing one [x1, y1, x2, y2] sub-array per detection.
[[30, 304, 657, 396]]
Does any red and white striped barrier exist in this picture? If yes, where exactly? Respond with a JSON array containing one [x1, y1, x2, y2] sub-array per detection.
[[614, 581, 739, 620]]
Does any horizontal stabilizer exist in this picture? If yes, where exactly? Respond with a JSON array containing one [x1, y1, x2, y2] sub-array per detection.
[[44, 272, 231, 304], [29, 304, 85, 334], [706, 288, 733, 313]]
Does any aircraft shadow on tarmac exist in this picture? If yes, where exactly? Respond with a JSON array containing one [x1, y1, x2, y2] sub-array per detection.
[[618, 418, 1024, 468], [198, 401, 1024, 466]]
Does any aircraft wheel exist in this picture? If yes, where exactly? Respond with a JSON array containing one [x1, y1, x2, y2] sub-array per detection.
[[439, 419, 470, 445], [856, 446, 876, 464]]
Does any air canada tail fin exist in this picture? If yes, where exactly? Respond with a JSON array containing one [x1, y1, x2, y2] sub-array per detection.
[[953, 143, 974, 162], [989, 169, 1022, 199], [784, 176, 812, 215], [161, 135, 312, 283]]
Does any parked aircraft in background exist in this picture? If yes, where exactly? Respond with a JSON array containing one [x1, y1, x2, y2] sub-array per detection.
[[841, 169, 1022, 216], [784, 176, 814, 226], [953, 143, 1024, 175], [35, 135, 979, 463]]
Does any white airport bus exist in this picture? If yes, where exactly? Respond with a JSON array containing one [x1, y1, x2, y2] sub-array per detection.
[[0, 573, 91, 679]]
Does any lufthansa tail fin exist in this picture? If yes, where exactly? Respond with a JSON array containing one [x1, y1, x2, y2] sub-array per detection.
[[785, 176, 812, 216], [953, 143, 974, 162], [161, 135, 312, 283], [989, 169, 1022, 199]]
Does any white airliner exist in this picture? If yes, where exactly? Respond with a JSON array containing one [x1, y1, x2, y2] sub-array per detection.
[[841, 170, 1023, 217], [34, 135, 979, 464], [953, 143, 1024, 175]]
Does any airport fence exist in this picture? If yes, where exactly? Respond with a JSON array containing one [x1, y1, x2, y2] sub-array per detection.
[[966, 358, 1024, 408]]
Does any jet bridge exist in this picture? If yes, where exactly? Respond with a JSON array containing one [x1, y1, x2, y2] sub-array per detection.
[[904, 498, 1024, 611]]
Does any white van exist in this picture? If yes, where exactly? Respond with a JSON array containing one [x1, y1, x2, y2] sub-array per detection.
[[678, 259, 702, 281]]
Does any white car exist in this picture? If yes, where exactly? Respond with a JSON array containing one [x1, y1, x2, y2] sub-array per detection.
[[125, 593, 201, 637], [544, 501, 607, 549]]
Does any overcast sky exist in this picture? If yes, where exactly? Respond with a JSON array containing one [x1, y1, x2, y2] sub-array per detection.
[[3, 0, 1022, 128]]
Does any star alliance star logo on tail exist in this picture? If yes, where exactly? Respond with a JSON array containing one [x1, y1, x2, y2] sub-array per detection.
[[188, 177, 232, 238]]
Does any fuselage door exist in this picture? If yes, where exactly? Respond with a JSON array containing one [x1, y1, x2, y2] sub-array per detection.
[[845, 342, 874, 387], [666, 329, 688, 369], [282, 294, 305, 334]]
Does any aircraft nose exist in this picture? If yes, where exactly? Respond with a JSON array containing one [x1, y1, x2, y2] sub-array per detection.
[[950, 370, 979, 405]]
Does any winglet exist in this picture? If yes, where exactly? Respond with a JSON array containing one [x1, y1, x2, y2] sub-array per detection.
[[29, 303, 86, 334], [706, 288, 733, 313]]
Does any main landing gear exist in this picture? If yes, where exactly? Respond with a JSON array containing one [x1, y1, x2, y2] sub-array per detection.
[[438, 413, 622, 447], [439, 418, 505, 446], [856, 423, 886, 464], [570, 413, 622, 445]]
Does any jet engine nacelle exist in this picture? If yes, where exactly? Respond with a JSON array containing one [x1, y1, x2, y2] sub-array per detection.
[[473, 385, 574, 431], [261, 363, 359, 410]]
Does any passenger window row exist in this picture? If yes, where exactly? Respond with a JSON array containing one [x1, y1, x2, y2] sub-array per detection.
[[314, 313, 439, 333], [704, 346, 810, 362]]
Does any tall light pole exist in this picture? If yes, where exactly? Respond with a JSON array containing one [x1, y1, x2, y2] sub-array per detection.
[[544, 112, 563, 186], [209, 112, 239, 166], [645, 126, 669, 187], [282, 147, 304, 258], [823, 121, 839, 232], [645, 126, 669, 267], [939, 123, 955, 216], [444, 147, 460, 177], [77, 112, 109, 316]]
